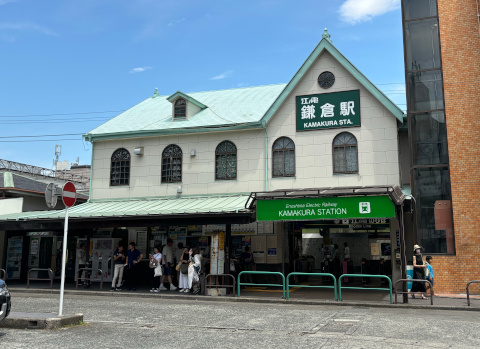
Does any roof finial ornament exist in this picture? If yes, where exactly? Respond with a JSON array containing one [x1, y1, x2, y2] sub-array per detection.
[[322, 28, 332, 43], [152, 87, 159, 98]]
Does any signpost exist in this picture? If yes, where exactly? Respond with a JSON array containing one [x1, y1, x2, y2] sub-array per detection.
[[59, 182, 76, 316], [45, 183, 58, 209]]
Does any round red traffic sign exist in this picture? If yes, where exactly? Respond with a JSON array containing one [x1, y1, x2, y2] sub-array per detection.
[[62, 182, 77, 208]]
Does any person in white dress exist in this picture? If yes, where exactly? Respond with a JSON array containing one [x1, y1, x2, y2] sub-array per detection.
[[178, 248, 190, 292], [187, 247, 202, 294]]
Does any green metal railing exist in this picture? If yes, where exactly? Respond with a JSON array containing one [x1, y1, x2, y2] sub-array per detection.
[[339, 274, 393, 303], [286, 272, 337, 300], [237, 271, 286, 299]]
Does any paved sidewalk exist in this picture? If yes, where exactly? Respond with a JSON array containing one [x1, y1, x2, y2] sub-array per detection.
[[6, 279, 480, 311]]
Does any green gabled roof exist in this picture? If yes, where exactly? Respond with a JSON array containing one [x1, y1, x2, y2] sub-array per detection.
[[84, 31, 403, 142], [84, 84, 286, 141], [261, 32, 404, 125], [166, 91, 208, 110]]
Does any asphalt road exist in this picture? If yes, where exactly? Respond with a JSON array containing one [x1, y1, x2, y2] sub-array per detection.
[[1, 294, 479, 348]]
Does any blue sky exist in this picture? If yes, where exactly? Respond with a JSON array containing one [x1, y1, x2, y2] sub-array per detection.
[[0, 0, 405, 169]]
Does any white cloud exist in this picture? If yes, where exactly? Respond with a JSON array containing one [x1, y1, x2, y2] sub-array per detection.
[[167, 17, 186, 27], [233, 82, 248, 88], [0, 0, 17, 5], [0, 22, 58, 36], [210, 70, 233, 80], [129, 66, 152, 74], [339, 0, 400, 24]]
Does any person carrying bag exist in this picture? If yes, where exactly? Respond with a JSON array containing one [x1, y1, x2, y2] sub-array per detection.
[[149, 246, 162, 292]]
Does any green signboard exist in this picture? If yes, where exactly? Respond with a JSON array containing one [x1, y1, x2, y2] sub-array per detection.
[[256, 196, 395, 222], [296, 90, 361, 131]]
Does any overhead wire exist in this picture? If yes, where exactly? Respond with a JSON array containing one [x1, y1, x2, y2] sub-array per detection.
[[0, 110, 125, 118]]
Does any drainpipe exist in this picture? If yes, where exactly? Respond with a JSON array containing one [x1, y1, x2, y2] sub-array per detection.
[[88, 140, 93, 202], [262, 121, 268, 192]]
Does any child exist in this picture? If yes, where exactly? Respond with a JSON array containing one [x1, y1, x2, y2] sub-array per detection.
[[425, 256, 434, 296]]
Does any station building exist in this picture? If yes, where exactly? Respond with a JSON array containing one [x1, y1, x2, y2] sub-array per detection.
[[0, 31, 412, 290]]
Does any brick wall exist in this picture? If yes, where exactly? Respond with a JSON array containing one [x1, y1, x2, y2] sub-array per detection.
[[434, 0, 480, 293]]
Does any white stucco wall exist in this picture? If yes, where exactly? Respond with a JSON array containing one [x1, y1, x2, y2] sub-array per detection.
[[90, 50, 400, 200], [91, 129, 266, 199], [267, 50, 400, 190]]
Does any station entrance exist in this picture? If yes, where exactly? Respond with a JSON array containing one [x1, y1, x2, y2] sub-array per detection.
[[293, 218, 393, 280], [247, 186, 409, 298]]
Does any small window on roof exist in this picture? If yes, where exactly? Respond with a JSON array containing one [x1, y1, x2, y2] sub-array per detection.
[[174, 98, 186, 119]]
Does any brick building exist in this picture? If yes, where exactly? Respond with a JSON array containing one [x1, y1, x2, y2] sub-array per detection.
[[401, 0, 480, 292]]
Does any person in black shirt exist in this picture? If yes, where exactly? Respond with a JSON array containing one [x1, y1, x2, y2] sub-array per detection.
[[111, 245, 126, 291], [125, 242, 143, 291]]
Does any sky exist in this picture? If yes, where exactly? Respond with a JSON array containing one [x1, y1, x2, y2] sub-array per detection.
[[0, 0, 405, 169]]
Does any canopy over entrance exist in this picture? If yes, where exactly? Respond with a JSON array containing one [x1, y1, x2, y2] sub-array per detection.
[[247, 186, 407, 221]]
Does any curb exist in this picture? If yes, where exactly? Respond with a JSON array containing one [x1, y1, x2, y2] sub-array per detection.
[[9, 288, 480, 312], [0, 312, 84, 330]]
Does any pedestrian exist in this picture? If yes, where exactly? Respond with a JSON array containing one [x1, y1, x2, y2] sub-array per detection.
[[178, 247, 190, 292], [425, 255, 434, 296], [77, 243, 90, 288], [343, 242, 351, 259], [411, 244, 427, 299], [175, 242, 184, 281], [240, 246, 255, 284], [188, 247, 202, 294], [110, 244, 126, 291], [125, 242, 143, 291], [159, 238, 177, 291], [149, 246, 162, 292]]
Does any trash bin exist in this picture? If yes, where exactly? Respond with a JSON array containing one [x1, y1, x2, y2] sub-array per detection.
[[406, 265, 414, 291]]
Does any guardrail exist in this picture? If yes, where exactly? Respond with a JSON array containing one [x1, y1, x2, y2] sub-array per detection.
[[286, 272, 337, 301], [339, 274, 392, 303], [205, 274, 236, 297], [76, 268, 104, 290], [237, 271, 286, 299], [0, 268, 5, 281], [394, 279, 433, 305], [27, 268, 54, 289], [466, 280, 480, 306]]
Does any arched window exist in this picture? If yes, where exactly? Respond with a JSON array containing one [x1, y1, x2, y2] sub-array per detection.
[[174, 98, 186, 119], [110, 148, 130, 186], [333, 132, 358, 174], [162, 144, 182, 183], [215, 141, 237, 180], [272, 137, 295, 177]]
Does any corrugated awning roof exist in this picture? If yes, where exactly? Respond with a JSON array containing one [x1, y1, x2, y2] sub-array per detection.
[[246, 185, 409, 209], [0, 194, 252, 222]]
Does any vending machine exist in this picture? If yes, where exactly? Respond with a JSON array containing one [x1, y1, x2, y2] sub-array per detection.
[[28, 234, 62, 279], [75, 238, 121, 283], [6, 236, 23, 279]]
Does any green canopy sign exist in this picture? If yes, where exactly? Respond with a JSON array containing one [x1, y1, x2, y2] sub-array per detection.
[[296, 89, 361, 131], [256, 196, 395, 222]]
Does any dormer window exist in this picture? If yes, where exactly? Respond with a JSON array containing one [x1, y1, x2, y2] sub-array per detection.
[[174, 98, 186, 119]]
